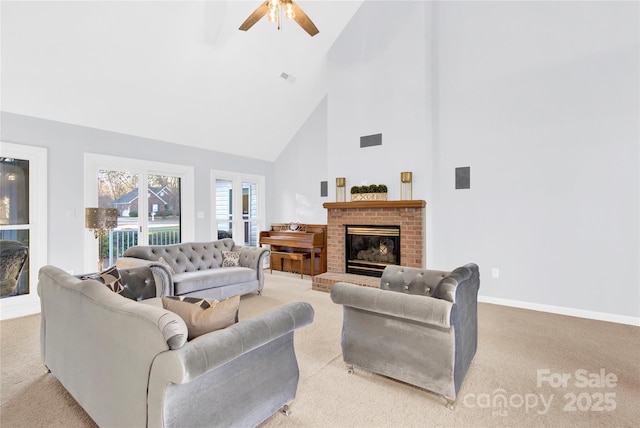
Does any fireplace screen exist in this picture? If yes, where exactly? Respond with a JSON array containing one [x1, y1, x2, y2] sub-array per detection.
[[345, 225, 400, 277]]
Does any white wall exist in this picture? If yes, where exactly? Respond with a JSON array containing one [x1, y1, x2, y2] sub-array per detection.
[[0, 112, 274, 275], [272, 2, 433, 229], [327, 1, 431, 195], [434, 1, 639, 320], [271, 96, 328, 224], [271, 0, 639, 322], [327, 0, 434, 263]]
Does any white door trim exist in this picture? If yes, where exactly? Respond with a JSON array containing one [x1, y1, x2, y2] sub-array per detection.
[[0, 142, 48, 320]]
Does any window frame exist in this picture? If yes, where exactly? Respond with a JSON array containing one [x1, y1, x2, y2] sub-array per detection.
[[84, 153, 195, 272]]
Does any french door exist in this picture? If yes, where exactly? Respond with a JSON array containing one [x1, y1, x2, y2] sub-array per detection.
[[212, 170, 265, 247], [0, 143, 47, 320], [85, 154, 194, 272]]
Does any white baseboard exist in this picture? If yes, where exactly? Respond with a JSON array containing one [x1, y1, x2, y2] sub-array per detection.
[[1, 295, 41, 321], [478, 295, 640, 327]]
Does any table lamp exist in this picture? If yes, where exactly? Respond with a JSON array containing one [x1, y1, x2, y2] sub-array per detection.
[[85, 207, 118, 271]]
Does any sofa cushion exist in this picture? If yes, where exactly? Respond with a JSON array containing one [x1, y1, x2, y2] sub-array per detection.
[[172, 267, 256, 295], [162, 295, 240, 340], [222, 251, 241, 267]]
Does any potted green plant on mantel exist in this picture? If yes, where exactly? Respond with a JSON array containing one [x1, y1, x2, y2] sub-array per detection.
[[350, 184, 388, 201]]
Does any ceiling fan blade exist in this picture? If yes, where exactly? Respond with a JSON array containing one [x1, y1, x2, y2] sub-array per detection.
[[239, 1, 269, 31], [290, 1, 319, 36]]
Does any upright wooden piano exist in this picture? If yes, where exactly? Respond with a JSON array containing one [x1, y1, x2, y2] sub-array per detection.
[[259, 223, 327, 277]]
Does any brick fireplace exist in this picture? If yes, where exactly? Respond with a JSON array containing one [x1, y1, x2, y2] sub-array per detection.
[[312, 200, 426, 292]]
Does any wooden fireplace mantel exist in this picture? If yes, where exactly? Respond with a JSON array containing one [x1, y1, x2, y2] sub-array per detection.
[[323, 200, 426, 209]]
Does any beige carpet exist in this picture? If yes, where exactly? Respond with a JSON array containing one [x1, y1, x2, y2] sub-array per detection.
[[2, 271, 639, 427]]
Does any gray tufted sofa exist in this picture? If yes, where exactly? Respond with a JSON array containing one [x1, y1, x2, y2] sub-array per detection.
[[330, 263, 480, 408], [38, 265, 314, 427], [116, 238, 270, 300]]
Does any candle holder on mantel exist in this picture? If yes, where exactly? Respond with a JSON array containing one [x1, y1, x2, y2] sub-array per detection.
[[400, 172, 413, 200], [336, 177, 346, 202]]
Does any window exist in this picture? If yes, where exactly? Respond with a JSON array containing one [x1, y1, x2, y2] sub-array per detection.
[[212, 170, 265, 246], [85, 154, 194, 271], [0, 143, 47, 320]]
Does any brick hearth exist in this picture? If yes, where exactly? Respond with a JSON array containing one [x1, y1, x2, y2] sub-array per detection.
[[312, 200, 426, 292]]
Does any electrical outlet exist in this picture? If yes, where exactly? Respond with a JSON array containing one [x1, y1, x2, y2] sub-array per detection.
[[491, 268, 500, 279]]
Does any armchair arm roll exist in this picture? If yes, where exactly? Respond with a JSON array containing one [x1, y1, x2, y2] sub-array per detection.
[[330, 282, 453, 329], [233, 245, 270, 291], [150, 301, 314, 384], [148, 301, 313, 428], [234, 245, 270, 271]]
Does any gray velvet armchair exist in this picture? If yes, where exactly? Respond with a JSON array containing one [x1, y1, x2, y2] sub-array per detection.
[[330, 263, 480, 408]]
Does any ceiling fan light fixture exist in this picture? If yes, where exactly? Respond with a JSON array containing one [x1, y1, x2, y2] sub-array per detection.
[[268, 0, 278, 23], [239, 0, 319, 37], [285, 3, 295, 20]]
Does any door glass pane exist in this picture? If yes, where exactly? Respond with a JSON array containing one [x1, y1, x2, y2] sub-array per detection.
[[215, 179, 233, 239], [0, 230, 29, 297], [0, 158, 29, 225], [1, 158, 30, 297], [148, 174, 181, 245], [243, 181, 258, 246], [99, 170, 138, 266]]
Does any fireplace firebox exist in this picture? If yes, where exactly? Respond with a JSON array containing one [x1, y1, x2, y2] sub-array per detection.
[[345, 225, 400, 277]]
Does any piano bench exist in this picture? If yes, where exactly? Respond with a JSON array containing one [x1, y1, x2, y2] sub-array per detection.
[[271, 251, 312, 279]]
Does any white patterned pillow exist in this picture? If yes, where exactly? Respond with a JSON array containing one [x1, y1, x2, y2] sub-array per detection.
[[222, 251, 241, 267]]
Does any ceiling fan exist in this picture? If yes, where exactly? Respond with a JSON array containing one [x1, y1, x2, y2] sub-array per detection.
[[239, 0, 319, 37]]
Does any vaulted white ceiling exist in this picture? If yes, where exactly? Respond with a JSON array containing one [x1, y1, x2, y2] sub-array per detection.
[[1, 1, 363, 161]]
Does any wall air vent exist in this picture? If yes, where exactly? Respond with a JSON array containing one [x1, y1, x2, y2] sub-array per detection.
[[360, 133, 382, 148]]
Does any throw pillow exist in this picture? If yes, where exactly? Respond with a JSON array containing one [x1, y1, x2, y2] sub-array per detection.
[[162, 295, 240, 340], [222, 251, 241, 267], [82, 266, 125, 295]]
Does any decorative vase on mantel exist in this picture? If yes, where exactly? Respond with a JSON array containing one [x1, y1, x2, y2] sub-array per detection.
[[350, 184, 388, 202]]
